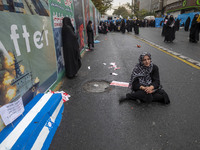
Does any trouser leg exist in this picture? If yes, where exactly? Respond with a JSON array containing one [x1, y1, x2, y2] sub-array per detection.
[[126, 90, 153, 103], [152, 92, 164, 102], [155, 89, 170, 104]]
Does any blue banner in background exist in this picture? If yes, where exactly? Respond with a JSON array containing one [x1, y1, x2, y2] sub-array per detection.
[[177, 12, 200, 27], [155, 18, 163, 27]]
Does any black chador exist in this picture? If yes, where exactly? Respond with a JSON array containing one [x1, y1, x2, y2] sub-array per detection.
[[164, 15, 175, 42], [126, 20, 131, 32], [103, 22, 108, 34], [62, 17, 81, 78], [189, 14, 200, 43], [184, 17, 191, 31], [134, 19, 140, 35], [110, 21, 114, 32], [120, 19, 126, 33], [175, 18, 180, 31], [161, 16, 168, 36], [87, 20, 94, 49], [130, 20, 133, 32]]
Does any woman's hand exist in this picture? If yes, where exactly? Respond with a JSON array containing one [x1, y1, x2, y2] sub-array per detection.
[[140, 85, 154, 94], [145, 86, 154, 94], [140, 86, 146, 90]]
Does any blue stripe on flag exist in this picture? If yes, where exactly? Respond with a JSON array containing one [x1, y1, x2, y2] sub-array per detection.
[[42, 105, 64, 150], [0, 94, 44, 143], [11, 94, 62, 149]]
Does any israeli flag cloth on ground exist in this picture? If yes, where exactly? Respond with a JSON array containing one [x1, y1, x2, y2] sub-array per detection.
[[0, 93, 64, 150]]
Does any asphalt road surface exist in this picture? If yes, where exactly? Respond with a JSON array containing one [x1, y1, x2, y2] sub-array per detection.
[[50, 28, 200, 150]]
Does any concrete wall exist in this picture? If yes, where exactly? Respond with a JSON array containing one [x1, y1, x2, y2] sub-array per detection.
[[139, 0, 152, 11], [152, 0, 163, 12], [163, 0, 180, 7]]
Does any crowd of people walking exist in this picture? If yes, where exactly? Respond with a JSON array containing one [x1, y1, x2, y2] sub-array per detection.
[[162, 14, 200, 43], [98, 18, 155, 35], [98, 13, 200, 44]]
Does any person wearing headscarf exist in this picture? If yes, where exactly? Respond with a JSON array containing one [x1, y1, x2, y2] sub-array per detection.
[[164, 15, 175, 42], [87, 20, 94, 50], [130, 20, 133, 32], [62, 17, 81, 78], [161, 16, 168, 36], [98, 21, 103, 33], [189, 14, 200, 43], [134, 19, 140, 35], [119, 52, 170, 104], [120, 19, 126, 33], [126, 19, 131, 32], [110, 21, 115, 32], [175, 18, 180, 31], [184, 17, 191, 31], [103, 22, 108, 34]]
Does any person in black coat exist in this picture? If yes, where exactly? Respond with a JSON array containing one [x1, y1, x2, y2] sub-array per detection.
[[110, 21, 115, 32], [134, 19, 140, 35], [87, 20, 94, 50], [119, 52, 170, 104], [126, 19, 131, 32], [103, 22, 108, 34], [161, 16, 168, 36], [189, 14, 200, 43], [120, 19, 126, 34], [130, 20, 133, 32], [164, 15, 175, 42], [62, 17, 81, 78], [175, 18, 180, 31], [184, 17, 191, 31]]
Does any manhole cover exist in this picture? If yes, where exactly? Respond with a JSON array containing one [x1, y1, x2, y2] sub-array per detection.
[[83, 80, 110, 93]]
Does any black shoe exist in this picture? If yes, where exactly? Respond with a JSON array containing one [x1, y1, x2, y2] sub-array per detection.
[[119, 96, 127, 103]]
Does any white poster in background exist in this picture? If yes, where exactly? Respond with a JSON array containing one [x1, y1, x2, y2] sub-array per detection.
[[0, 97, 24, 126]]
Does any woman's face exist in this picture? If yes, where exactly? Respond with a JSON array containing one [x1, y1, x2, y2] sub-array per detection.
[[142, 55, 151, 67]]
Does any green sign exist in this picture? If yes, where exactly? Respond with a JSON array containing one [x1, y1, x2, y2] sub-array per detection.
[[183, 0, 187, 6], [197, 0, 200, 5], [49, 0, 75, 74]]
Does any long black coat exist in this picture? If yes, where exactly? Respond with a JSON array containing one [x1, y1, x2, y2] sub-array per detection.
[[120, 19, 126, 33], [87, 24, 94, 45], [62, 22, 81, 78], [175, 19, 180, 31], [134, 20, 139, 35], [185, 17, 190, 31], [126, 20, 131, 32], [161, 19, 168, 36], [164, 18, 175, 42], [189, 16, 200, 42]]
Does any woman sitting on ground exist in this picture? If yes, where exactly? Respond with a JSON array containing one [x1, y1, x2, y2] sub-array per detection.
[[120, 52, 170, 104]]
